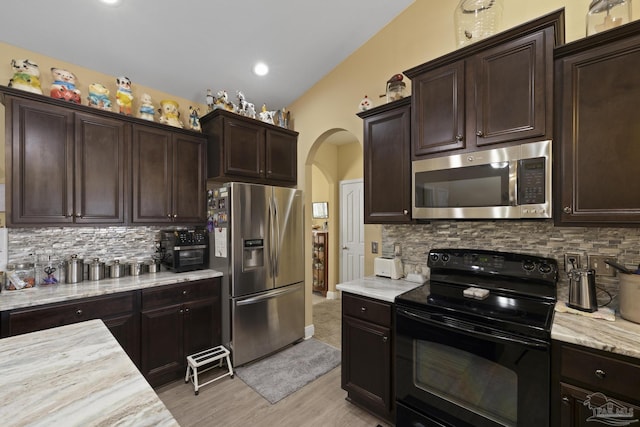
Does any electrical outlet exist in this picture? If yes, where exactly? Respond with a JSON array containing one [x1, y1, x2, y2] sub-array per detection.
[[564, 253, 581, 273], [588, 255, 616, 277], [371, 241, 378, 254]]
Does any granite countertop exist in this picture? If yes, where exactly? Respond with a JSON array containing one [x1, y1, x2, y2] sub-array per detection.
[[0, 269, 223, 312], [337, 276, 640, 361], [0, 319, 178, 427], [336, 275, 424, 302]]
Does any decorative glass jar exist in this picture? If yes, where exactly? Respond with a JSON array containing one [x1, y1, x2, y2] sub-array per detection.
[[454, 0, 504, 48], [586, 0, 632, 36], [5, 262, 36, 290]]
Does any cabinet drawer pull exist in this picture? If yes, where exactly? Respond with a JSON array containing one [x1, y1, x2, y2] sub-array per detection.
[[595, 369, 606, 379], [75, 309, 83, 317], [361, 307, 367, 312], [182, 290, 188, 296]]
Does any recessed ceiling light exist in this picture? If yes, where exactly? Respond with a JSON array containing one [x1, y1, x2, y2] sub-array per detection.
[[100, 0, 121, 6], [253, 62, 269, 76]]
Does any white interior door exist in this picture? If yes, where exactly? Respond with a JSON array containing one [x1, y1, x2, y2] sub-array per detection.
[[340, 179, 364, 283]]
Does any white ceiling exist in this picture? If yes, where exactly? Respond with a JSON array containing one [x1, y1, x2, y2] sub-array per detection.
[[1, 0, 413, 109]]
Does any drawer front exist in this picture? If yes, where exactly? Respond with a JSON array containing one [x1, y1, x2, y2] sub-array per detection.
[[561, 345, 640, 400], [343, 293, 391, 327], [141, 278, 219, 310], [9, 292, 135, 336]]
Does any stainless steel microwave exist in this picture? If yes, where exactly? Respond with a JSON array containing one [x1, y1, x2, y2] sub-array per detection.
[[412, 140, 552, 220]]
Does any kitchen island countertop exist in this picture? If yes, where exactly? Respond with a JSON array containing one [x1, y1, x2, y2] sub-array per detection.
[[336, 275, 424, 302], [0, 319, 179, 427], [0, 269, 223, 312]]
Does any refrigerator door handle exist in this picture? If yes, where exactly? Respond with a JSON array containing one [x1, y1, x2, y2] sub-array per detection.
[[273, 197, 280, 277], [268, 197, 275, 278], [235, 285, 300, 305]]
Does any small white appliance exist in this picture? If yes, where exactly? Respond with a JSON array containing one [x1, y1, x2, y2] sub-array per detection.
[[374, 256, 403, 279]]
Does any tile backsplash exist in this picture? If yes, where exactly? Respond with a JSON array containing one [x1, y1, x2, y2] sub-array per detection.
[[382, 220, 640, 293], [7, 226, 163, 264]]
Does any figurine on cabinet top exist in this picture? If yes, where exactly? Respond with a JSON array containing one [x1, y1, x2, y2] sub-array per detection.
[[213, 90, 235, 111], [158, 99, 183, 128], [358, 95, 373, 111], [206, 89, 214, 112], [236, 91, 256, 119], [259, 104, 275, 125], [138, 93, 155, 121], [87, 83, 112, 111], [8, 59, 43, 94], [116, 76, 134, 115], [50, 68, 81, 104], [188, 106, 201, 131]]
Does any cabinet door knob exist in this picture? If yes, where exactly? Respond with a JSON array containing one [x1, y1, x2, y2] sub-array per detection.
[[179, 309, 184, 313], [403, 209, 409, 215], [182, 290, 188, 296], [75, 309, 83, 317], [456, 134, 463, 142], [562, 396, 570, 406], [185, 308, 190, 313], [167, 214, 172, 218], [382, 336, 388, 343], [563, 206, 572, 214], [476, 130, 484, 137], [173, 214, 177, 218], [361, 307, 367, 312], [75, 213, 82, 218], [595, 369, 606, 379], [267, 170, 272, 174]]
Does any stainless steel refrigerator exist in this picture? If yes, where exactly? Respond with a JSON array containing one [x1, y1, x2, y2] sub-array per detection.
[[208, 182, 304, 366]]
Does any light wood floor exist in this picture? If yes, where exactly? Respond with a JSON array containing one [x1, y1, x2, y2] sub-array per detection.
[[156, 295, 391, 427]]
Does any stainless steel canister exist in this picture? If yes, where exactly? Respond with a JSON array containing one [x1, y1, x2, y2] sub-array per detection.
[[107, 260, 128, 278], [146, 259, 161, 273], [88, 258, 105, 281], [129, 260, 148, 276], [65, 255, 84, 284]]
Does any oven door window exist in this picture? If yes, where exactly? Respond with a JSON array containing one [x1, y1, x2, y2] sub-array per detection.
[[177, 249, 205, 266], [414, 162, 513, 208], [415, 340, 517, 426]]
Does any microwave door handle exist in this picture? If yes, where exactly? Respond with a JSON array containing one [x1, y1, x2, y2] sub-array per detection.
[[397, 307, 547, 350], [509, 160, 518, 206]]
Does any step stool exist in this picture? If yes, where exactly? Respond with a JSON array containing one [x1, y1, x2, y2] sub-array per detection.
[[185, 345, 233, 395]]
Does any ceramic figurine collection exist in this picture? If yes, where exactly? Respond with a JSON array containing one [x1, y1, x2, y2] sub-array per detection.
[[7, 58, 294, 131]]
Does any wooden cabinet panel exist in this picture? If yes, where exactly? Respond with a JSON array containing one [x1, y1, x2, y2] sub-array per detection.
[[341, 293, 394, 421], [412, 63, 465, 156], [555, 22, 640, 225], [559, 383, 640, 427], [342, 314, 392, 420], [7, 97, 74, 225], [472, 30, 549, 147], [405, 10, 561, 158], [359, 98, 412, 223], [140, 278, 221, 387], [265, 129, 297, 183], [3, 292, 139, 365], [201, 109, 298, 186], [74, 112, 127, 224], [173, 133, 206, 222], [131, 125, 206, 224]]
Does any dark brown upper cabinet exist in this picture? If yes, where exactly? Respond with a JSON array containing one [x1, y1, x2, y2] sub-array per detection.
[[1, 85, 207, 227], [4, 94, 127, 226], [131, 125, 206, 224], [554, 20, 640, 226], [200, 109, 298, 186], [405, 9, 564, 159], [358, 97, 412, 223]]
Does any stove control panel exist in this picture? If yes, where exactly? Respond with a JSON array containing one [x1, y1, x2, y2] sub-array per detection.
[[428, 248, 558, 284]]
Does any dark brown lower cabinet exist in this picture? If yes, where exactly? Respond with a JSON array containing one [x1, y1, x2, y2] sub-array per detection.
[[341, 292, 393, 421], [552, 340, 640, 426], [0, 292, 140, 366], [141, 278, 221, 387]]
